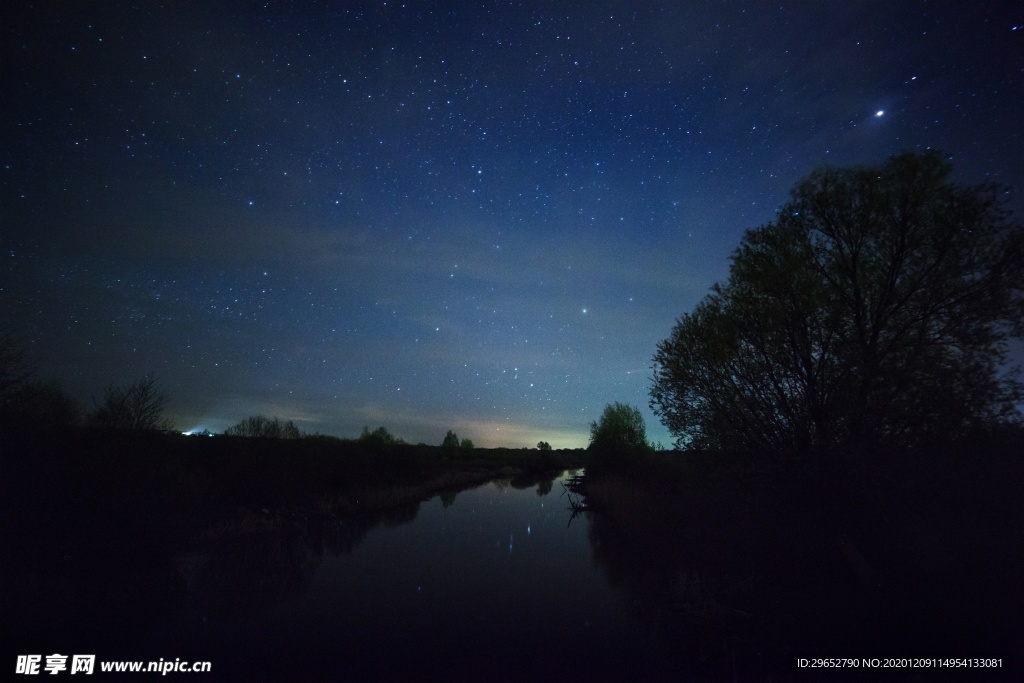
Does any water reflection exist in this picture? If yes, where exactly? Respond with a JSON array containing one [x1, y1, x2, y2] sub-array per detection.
[[577, 474, 786, 678], [11, 469, 719, 679], [176, 499, 428, 625], [583, 495, 749, 676], [151, 469, 701, 679]]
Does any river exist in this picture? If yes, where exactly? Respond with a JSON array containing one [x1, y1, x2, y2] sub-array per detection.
[[139, 470, 693, 680]]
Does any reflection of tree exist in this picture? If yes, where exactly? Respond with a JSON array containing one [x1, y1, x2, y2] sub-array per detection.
[[581, 476, 764, 677], [381, 501, 420, 528], [509, 469, 562, 492], [190, 530, 319, 620], [578, 464, 1023, 679], [185, 471, 587, 624], [586, 502, 680, 609], [318, 516, 383, 556], [185, 501, 422, 621]]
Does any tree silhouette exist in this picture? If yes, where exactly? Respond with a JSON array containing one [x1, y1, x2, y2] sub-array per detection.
[[225, 415, 301, 439], [358, 425, 402, 444], [651, 151, 1024, 455], [0, 380, 79, 427], [441, 430, 460, 449], [589, 402, 650, 455], [86, 374, 174, 431], [537, 441, 552, 451], [0, 332, 35, 402]]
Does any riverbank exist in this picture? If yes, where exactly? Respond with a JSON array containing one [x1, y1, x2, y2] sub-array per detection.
[[1, 425, 585, 545], [575, 433, 1024, 679], [0, 426, 585, 657]]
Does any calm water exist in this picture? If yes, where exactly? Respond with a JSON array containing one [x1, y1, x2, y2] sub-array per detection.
[[139, 471, 692, 680]]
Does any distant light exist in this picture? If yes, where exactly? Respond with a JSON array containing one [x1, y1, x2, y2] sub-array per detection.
[[875, 110, 884, 117]]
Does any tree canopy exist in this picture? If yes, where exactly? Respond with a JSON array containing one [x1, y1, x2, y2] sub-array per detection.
[[651, 151, 1024, 455], [589, 402, 650, 454], [1, 380, 80, 428], [441, 429, 460, 449], [359, 425, 402, 445], [0, 334, 79, 428]]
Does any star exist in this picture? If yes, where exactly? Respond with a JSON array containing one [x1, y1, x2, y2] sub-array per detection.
[[3, 0, 1020, 449]]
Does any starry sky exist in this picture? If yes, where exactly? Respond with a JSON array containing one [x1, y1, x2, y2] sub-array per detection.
[[3, 2, 1022, 448]]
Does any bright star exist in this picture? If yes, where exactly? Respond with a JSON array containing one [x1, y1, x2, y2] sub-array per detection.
[[875, 110, 884, 117]]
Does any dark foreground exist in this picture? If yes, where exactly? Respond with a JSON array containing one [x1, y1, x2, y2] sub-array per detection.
[[0, 428, 583, 669], [3, 426, 1023, 681], [576, 433, 1024, 681]]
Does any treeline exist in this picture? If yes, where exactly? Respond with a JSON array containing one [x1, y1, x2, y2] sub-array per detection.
[[224, 415, 301, 439], [1, 425, 585, 526], [0, 346, 174, 432], [1, 339, 576, 450], [4, 332, 585, 451]]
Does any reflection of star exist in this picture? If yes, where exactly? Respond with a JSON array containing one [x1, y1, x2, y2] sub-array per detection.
[[875, 110, 884, 117]]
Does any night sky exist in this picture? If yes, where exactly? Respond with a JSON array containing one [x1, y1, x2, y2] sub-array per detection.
[[3, 2, 1022, 447]]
